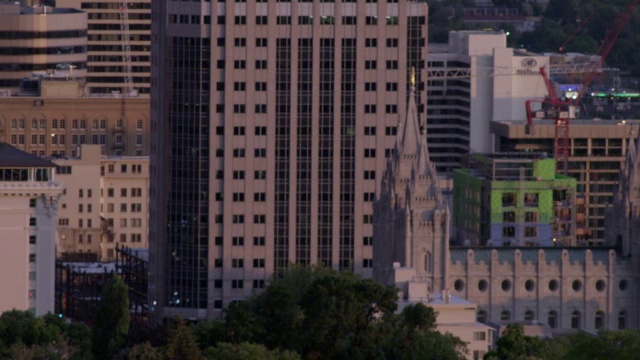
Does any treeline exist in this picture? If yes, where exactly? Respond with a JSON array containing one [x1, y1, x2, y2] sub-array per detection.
[[0, 267, 467, 360]]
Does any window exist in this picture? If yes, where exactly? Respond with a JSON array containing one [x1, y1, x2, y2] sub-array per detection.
[[473, 331, 486, 341], [234, 38, 246, 47], [232, 215, 244, 224], [233, 149, 245, 158], [364, 193, 375, 202], [572, 279, 582, 292], [503, 226, 515, 237], [29, 218, 36, 226], [232, 237, 244, 246], [454, 279, 464, 291], [232, 280, 244, 289], [525, 212, 538, 222], [365, 82, 377, 91], [277, 16, 291, 25], [501, 279, 511, 291], [524, 193, 538, 206], [548, 279, 559, 291], [233, 193, 245, 202], [254, 170, 266, 179], [256, 16, 267, 24], [477, 310, 487, 324], [255, 126, 267, 136], [233, 170, 245, 179], [571, 310, 581, 329], [254, 193, 266, 202], [524, 310, 535, 321], [385, 105, 397, 114], [365, 38, 377, 47], [524, 226, 537, 237], [256, 38, 267, 47], [364, 126, 376, 136], [595, 311, 604, 330], [364, 149, 376, 158], [253, 259, 265, 268], [232, 259, 244, 268], [364, 104, 377, 113], [233, 126, 245, 135], [363, 237, 373, 246], [29, 235, 36, 244], [253, 236, 265, 246], [253, 280, 266, 289], [386, 82, 398, 91], [233, 82, 246, 91], [255, 82, 267, 91], [478, 279, 488, 292], [524, 279, 535, 292], [386, 38, 398, 47], [364, 171, 376, 180], [254, 214, 266, 224], [255, 104, 267, 113], [234, 60, 246, 69], [365, 60, 377, 69], [548, 310, 558, 328], [385, 126, 397, 136], [255, 148, 266, 158], [29, 254, 36, 263], [255, 60, 267, 69], [619, 310, 627, 330], [500, 310, 511, 322], [234, 16, 246, 25], [502, 193, 516, 206], [503, 211, 515, 222], [386, 60, 398, 69], [233, 104, 246, 113], [363, 259, 373, 268]]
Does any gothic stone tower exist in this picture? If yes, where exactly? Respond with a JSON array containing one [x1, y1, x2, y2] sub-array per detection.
[[373, 80, 450, 293]]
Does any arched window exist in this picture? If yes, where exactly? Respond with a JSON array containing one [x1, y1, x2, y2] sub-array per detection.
[[595, 311, 605, 330], [571, 310, 581, 329], [477, 310, 487, 324], [524, 310, 535, 321], [548, 310, 557, 329], [500, 310, 511, 322], [619, 310, 627, 330], [424, 251, 432, 273]]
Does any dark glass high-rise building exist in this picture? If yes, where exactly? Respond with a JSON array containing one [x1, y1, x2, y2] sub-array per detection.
[[150, 0, 428, 321]]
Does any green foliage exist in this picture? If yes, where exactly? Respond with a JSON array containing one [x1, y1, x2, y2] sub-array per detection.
[[122, 342, 164, 360], [204, 342, 301, 360], [165, 317, 202, 360], [92, 275, 131, 360]]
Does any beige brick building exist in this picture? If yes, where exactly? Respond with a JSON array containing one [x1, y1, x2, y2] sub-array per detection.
[[53, 145, 148, 261], [0, 82, 149, 157]]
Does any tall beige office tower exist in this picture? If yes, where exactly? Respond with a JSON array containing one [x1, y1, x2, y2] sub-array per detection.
[[149, 1, 429, 321], [55, 0, 151, 96]]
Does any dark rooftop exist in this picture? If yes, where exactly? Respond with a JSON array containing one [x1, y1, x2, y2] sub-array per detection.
[[0, 143, 55, 168]]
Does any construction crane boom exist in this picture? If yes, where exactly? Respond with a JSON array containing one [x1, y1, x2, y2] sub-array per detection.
[[426, 62, 600, 80], [119, 1, 135, 96]]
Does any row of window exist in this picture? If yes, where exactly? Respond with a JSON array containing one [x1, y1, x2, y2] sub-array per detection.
[[105, 187, 144, 197], [103, 203, 144, 213], [480, 308, 627, 330], [172, 14, 408, 26], [10, 134, 143, 147], [213, 236, 373, 247], [211, 59, 408, 71], [10, 118, 143, 130], [454, 278, 628, 293]]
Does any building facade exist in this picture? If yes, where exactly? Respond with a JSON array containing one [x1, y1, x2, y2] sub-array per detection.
[[493, 119, 640, 245], [55, 0, 152, 96], [53, 144, 149, 261], [150, 0, 428, 321], [0, 90, 150, 157], [0, 3, 87, 89], [0, 143, 63, 315], [375, 116, 640, 334], [453, 154, 579, 247]]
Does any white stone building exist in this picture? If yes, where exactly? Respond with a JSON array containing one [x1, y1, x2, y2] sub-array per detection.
[[0, 143, 63, 315], [374, 73, 639, 334]]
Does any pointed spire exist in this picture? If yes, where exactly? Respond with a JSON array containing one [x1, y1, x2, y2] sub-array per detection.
[[398, 71, 421, 157]]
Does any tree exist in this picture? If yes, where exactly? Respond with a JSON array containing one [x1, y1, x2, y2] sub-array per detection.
[[120, 342, 165, 360], [165, 318, 202, 360], [485, 323, 549, 360], [92, 275, 131, 360], [204, 342, 300, 360]]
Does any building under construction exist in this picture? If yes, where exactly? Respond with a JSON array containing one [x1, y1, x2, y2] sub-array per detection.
[[453, 153, 583, 247]]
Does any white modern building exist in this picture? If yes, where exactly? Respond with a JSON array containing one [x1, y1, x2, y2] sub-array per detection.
[[0, 143, 63, 315]]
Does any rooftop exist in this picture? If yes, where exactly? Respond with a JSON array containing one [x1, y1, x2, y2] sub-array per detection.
[[0, 143, 55, 168]]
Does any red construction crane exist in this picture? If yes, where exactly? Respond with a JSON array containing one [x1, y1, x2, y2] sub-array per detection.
[[526, 0, 639, 174]]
